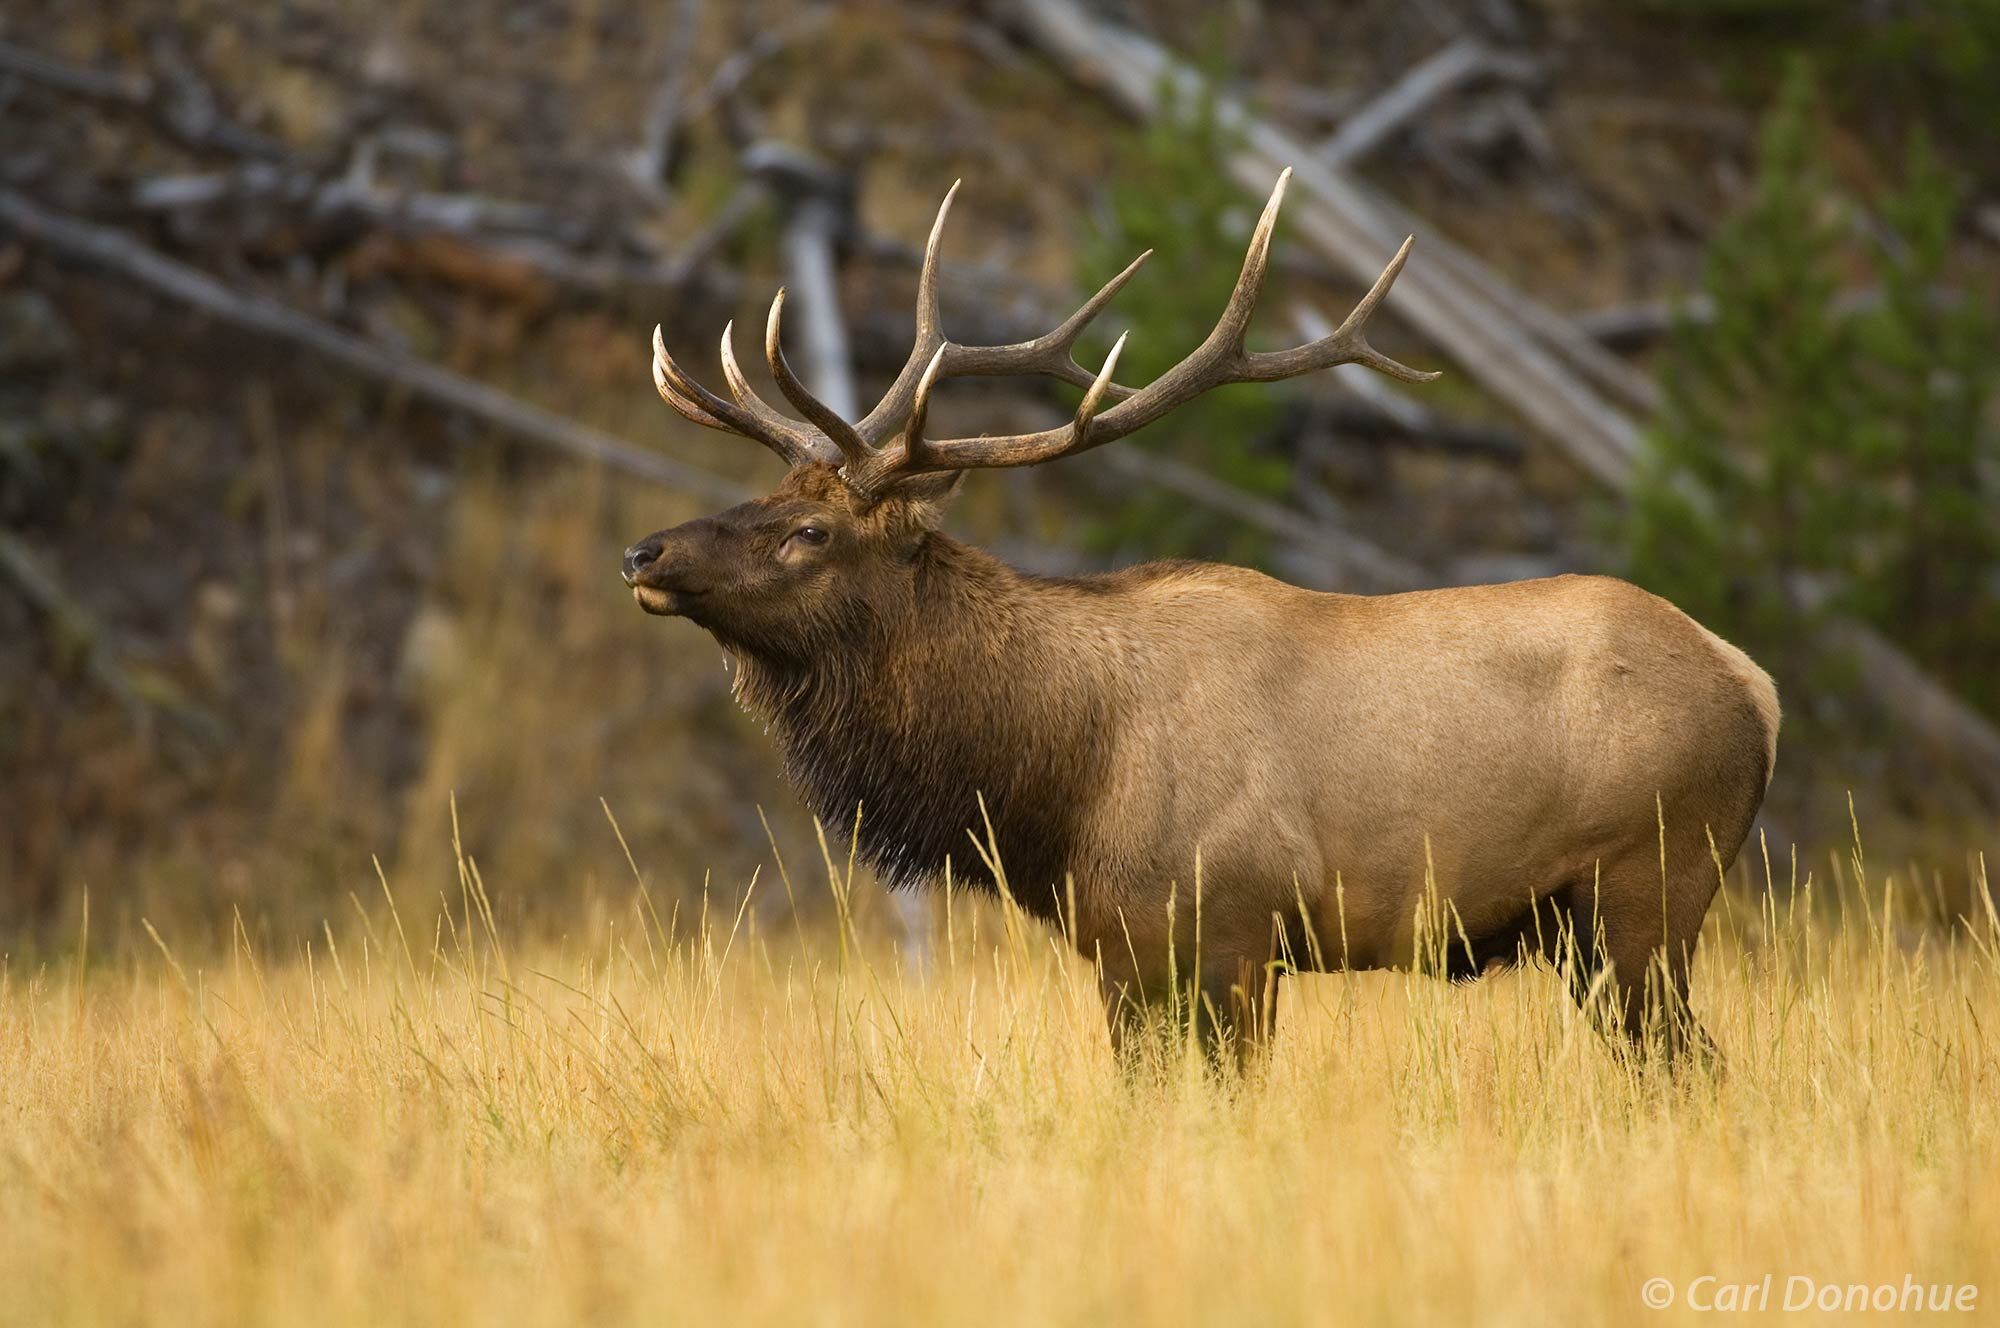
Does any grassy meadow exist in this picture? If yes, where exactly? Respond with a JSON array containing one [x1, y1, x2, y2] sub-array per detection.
[[4, 831, 1998, 1326], [9, 2, 2000, 1322]]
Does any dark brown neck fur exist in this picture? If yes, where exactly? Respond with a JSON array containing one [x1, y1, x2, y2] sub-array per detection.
[[729, 535, 1117, 916]]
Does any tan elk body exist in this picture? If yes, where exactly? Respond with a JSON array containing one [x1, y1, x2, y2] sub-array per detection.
[[624, 171, 1779, 1052]]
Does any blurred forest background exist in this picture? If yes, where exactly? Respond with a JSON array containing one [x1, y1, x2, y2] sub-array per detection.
[[2, 0, 1997, 939]]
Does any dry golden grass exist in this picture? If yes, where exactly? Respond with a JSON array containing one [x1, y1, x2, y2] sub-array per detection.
[[4, 836, 1998, 1326]]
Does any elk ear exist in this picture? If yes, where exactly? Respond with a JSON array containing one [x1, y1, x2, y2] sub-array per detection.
[[881, 470, 964, 534]]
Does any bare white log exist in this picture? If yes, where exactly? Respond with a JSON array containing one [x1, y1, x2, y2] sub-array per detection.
[[1317, 38, 1539, 170], [128, 161, 746, 301], [778, 196, 858, 415], [132, 163, 563, 236], [1344, 182, 1663, 418], [746, 144, 860, 418]]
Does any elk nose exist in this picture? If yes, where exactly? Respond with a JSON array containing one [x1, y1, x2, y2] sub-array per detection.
[[621, 541, 660, 586]]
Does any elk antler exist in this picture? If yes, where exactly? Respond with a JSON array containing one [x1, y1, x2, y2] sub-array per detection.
[[650, 169, 1437, 494]]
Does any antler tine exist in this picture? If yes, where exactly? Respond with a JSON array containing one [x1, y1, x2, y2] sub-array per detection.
[[1073, 331, 1127, 439], [853, 182, 959, 445], [900, 345, 950, 467], [1047, 250, 1151, 352], [763, 289, 871, 468], [652, 337, 733, 431], [914, 179, 960, 348], [647, 171, 1435, 487], [1238, 235, 1440, 385], [853, 179, 1150, 446], [653, 325, 825, 466], [715, 320, 844, 466], [948, 247, 1152, 396], [894, 169, 1438, 476], [884, 332, 1129, 479], [1201, 167, 1290, 358]]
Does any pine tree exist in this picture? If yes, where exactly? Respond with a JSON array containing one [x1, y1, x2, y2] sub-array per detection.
[[1626, 58, 2000, 718], [1852, 133, 2000, 714], [1626, 60, 1859, 660], [1075, 74, 1284, 562]]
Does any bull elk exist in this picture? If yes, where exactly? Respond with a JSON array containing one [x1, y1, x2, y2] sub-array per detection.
[[622, 170, 1779, 1059]]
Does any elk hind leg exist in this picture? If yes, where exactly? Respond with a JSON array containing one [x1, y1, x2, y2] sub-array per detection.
[[1554, 861, 1720, 1065]]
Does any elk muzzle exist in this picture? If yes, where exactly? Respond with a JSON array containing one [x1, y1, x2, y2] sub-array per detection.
[[620, 523, 713, 616]]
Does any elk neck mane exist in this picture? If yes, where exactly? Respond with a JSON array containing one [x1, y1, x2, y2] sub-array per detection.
[[724, 533, 1134, 913]]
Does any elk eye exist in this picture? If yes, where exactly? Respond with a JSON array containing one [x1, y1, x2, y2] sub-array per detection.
[[791, 525, 829, 545]]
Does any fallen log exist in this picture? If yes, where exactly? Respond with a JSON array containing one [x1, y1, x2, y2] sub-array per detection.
[[1317, 38, 1541, 170], [1097, 444, 1429, 592], [1293, 306, 1521, 462], [0, 187, 752, 506], [1003, 0, 1643, 490]]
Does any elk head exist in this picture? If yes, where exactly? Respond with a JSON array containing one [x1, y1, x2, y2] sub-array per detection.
[[621, 168, 1437, 653]]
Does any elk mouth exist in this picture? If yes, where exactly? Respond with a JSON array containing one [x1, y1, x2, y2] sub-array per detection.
[[632, 583, 703, 616]]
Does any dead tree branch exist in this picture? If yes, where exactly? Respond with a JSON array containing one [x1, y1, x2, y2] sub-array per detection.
[[745, 144, 859, 417], [0, 35, 282, 159], [622, 0, 705, 195], [681, 7, 834, 130], [0, 188, 750, 506], [0, 38, 152, 103], [128, 161, 739, 301], [1317, 38, 1540, 170]]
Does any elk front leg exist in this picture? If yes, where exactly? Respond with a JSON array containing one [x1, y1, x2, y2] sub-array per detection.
[[1094, 954, 1281, 1071]]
